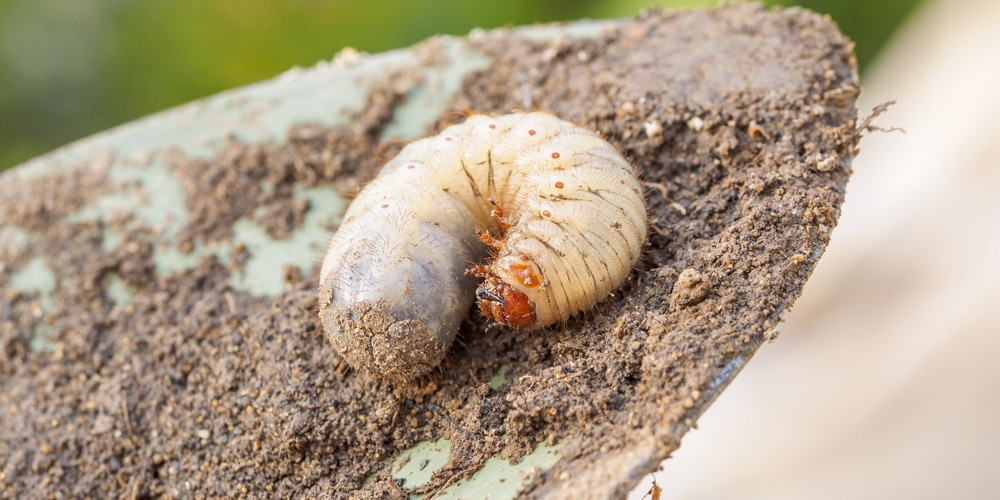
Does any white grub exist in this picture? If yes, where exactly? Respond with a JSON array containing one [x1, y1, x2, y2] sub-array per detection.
[[318, 112, 648, 379]]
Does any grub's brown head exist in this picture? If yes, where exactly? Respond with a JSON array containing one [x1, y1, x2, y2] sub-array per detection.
[[475, 277, 536, 328]]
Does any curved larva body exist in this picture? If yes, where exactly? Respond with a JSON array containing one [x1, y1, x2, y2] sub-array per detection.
[[318, 112, 646, 379]]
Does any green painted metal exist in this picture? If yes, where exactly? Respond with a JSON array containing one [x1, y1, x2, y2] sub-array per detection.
[[437, 444, 563, 499], [490, 364, 511, 389], [225, 186, 347, 296], [391, 438, 452, 492], [8, 255, 55, 314], [104, 273, 135, 310], [390, 438, 564, 499]]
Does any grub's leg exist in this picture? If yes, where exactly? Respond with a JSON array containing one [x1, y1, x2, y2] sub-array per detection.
[[488, 198, 512, 234], [475, 226, 505, 251], [466, 264, 491, 278]]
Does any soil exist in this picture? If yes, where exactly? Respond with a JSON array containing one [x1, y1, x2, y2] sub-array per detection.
[[0, 5, 860, 499]]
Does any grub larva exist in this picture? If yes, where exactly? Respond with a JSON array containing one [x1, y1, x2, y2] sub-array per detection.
[[318, 112, 647, 379]]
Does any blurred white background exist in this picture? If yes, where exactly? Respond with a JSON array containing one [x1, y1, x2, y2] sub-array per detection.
[[631, 0, 1000, 497]]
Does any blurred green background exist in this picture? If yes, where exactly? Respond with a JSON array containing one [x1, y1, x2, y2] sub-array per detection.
[[0, 0, 922, 172]]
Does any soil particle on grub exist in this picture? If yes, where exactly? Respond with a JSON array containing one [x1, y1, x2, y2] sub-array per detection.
[[0, 5, 860, 499]]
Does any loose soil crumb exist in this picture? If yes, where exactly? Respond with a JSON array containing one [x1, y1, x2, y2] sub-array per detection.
[[672, 268, 711, 307], [0, 5, 859, 499]]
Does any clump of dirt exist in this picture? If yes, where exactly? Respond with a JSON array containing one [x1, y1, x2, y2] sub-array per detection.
[[0, 5, 859, 499], [0, 153, 113, 232]]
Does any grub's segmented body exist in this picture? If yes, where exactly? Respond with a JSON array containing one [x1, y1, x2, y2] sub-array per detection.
[[318, 112, 647, 379]]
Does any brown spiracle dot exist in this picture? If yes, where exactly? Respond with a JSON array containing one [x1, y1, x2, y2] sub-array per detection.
[[551, 152, 560, 159], [555, 181, 564, 189], [542, 210, 552, 217], [528, 129, 536, 136]]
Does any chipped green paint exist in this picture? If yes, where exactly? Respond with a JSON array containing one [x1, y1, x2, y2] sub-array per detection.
[[144, 185, 345, 297], [66, 161, 188, 239], [380, 44, 491, 141], [52, 126, 347, 296], [109, 161, 189, 238], [9, 256, 56, 314], [29, 324, 56, 352], [152, 240, 231, 280], [391, 438, 452, 492], [437, 443, 563, 499], [490, 364, 510, 389], [390, 438, 563, 499], [226, 186, 346, 296], [0, 225, 29, 253], [8, 256, 58, 352], [102, 229, 124, 253], [104, 273, 136, 310], [11, 39, 495, 301], [8, 49, 423, 181]]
